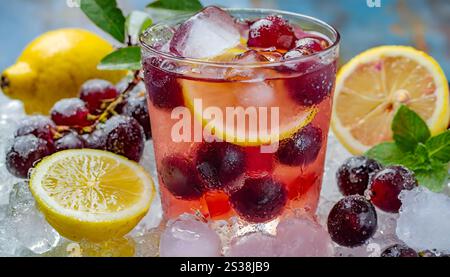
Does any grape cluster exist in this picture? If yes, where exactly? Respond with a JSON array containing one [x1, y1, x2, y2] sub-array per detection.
[[6, 79, 152, 178], [328, 156, 419, 252]]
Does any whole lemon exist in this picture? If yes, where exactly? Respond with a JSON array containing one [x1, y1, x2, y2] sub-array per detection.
[[0, 28, 126, 114]]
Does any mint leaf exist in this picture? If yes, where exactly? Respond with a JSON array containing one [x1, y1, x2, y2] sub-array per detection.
[[415, 161, 449, 192], [414, 143, 430, 165], [392, 105, 431, 152], [81, 0, 126, 42], [126, 11, 153, 44], [98, 47, 141, 70], [365, 142, 416, 168], [147, 0, 203, 11], [426, 130, 450, 163], [365, 142, 403, 164]]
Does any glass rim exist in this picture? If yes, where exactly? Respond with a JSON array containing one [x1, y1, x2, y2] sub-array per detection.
[[139, 7, 341, 69]]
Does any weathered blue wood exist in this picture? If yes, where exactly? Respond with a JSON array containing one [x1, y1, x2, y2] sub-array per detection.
[[0, 0, 449, 77]]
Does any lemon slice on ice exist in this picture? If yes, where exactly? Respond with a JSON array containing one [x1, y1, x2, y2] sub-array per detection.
[[30, 149, 155, 242]]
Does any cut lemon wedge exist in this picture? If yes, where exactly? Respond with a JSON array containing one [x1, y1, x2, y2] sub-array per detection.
[[332, 46, 449, 154], [181, 79, 317, 146], [29, 149, 155, 242]]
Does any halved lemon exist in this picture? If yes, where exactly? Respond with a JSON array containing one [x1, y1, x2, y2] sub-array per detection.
[[181, 80, 317, 146], [29, 149, 155, 242], [332, 46, 449, 154]]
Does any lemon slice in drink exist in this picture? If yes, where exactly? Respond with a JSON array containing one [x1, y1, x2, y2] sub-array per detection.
[[332, 46, 450, 154], [181, 80, 317, 146], [30, 149, 155, 242]]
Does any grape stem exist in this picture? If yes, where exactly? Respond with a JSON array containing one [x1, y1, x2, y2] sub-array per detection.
[[83, 70, 142, 132]]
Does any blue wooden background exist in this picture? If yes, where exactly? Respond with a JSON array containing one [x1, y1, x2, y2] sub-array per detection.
[[1, 0, 449, 77]]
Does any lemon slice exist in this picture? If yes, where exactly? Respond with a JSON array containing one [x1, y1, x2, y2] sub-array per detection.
[[332, 46, 450, 154], [181, 80, 317, 146], [30, 149, 155, 242]]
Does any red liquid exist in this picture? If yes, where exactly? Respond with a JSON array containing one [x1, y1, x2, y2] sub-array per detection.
[[144, 60, 336, 222], [141, 8, 338, 223]]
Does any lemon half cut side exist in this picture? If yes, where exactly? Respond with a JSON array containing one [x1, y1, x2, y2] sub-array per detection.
[[332, 46, 449, 154], [30, 149, 155, 242]]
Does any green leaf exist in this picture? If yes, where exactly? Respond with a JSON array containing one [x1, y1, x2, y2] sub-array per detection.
[[426, 130, 450, 163], [147, 0, 203, 11], [80, 0, 126, 42], [414, 161, 449, 192], [414, 143, 430, 164], [392, 105, 431, 152], [98, 47, 141, 70], [126, 11, 153, 44], [365, 142, 402, 164]]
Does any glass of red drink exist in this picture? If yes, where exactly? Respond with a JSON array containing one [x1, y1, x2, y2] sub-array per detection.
[[140, 6, 340, 224]]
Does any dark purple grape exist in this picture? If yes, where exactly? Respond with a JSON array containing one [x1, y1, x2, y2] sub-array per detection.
[[55, 132, 86, 151], [15, 116, 56, 144], [327, 195, 377, 247], [120, 96, 152, 139], [160, 155, 204, 200], [99, 115, 145, 162], [294, 37, 326, 55], [6, 135, 54, 178], [368, 166, 418, 213], [230, 177, 287, 223], [337, 156, 383, 196], [195, 141, 246, 190], [50, 98, 91, 127], [80, 79, 119, 115], [276, 124, 322, 166], [143, 57, 184, 109], [381, 244, 419, 257], [247, 15, 296, 50], [83, 129, 106, 150], [285, 61, 336, 106]]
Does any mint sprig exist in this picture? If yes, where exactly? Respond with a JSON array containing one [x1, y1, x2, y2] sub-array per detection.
[[366, 105, 449, 192], [80, 0, 203, 70], [392, 105, 431, 152]]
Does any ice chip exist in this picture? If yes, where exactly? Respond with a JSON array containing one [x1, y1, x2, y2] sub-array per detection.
[[131, 141, 163, 237], [396, 187, 450, 253], [170, 6, 241, 59], [318, 133, 351, 225], [134, 227, 163, 257], [274, 217, 334, 257], [5, 182, 60, 254], [159, 214, 222, 257], [227, 232, 276, 257]]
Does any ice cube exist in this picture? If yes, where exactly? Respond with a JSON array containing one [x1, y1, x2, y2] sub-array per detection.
[[227, 232, 276, 257], [235, 82, 275, 107], [4, 182, 60, 254], [396, 187, 450, 253], [159, 214, 222, 257], [274, 217, 334, 257], [170, 6, 241, 59], [224, 50, 272, 81], [141, 24, 175, 52], [228, 217, 333, 257]]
